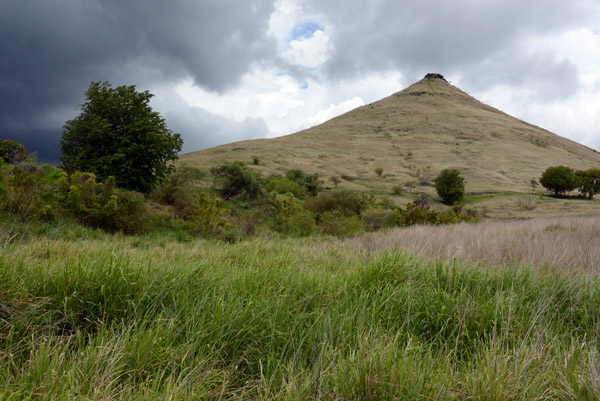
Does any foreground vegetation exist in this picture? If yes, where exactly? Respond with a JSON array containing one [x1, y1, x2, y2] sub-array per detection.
[[2, 220, 600, 400], [0, 152, 472, 241], [2, 131, 599, 398]]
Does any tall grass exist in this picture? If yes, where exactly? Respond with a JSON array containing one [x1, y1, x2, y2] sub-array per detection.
[[2, 229, 600, 399], [351, 216, 600, 272]]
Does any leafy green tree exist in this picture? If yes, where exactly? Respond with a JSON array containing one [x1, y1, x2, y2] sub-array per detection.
[[575, 168, 600, 198], [61, 81, 183, 193], [434, 169, 465, 205], [539, 166, 580, 196]]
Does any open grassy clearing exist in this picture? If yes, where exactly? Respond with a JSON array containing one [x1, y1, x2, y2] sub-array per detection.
[[2, 219, 600, 399]]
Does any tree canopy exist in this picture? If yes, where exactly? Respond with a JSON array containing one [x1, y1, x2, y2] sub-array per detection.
[[434, 169, 465, 205], [61, 81, 183, 193], [539, 166, 579, 196], [576, 168, 600, 199]]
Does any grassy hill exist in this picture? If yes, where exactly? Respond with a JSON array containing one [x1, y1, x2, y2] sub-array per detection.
[[180, 74, 600, 218]]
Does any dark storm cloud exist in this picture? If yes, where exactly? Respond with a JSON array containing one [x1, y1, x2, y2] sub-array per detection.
[[305, 0, 591, 93], [0, 0, 276, 161]]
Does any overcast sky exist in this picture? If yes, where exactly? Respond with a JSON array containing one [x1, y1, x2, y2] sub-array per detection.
[[2, 0, 600, 162]]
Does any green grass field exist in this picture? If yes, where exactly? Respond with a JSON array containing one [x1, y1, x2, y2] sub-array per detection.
[[2, 220, 600, 400]]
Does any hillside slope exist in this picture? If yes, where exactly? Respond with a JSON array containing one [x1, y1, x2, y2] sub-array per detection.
[[180, 74, 600, 216]]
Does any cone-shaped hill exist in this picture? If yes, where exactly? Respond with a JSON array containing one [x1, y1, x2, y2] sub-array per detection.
[[180, 74, 600, 196]]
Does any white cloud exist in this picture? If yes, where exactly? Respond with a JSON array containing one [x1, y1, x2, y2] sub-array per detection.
[[308, 97, 364, 125], [283, 29, 331, 67]]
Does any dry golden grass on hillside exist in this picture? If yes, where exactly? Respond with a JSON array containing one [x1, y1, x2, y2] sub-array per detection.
[[181, 77, 600, 193], [350, 217, 600, 273], [180, 75, 600, 219]]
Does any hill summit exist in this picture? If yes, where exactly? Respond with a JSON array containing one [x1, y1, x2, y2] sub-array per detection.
[[181, 74, 600, 196]]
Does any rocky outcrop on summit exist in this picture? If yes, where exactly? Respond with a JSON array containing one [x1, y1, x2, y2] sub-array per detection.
[[424, 73, 447, 81]]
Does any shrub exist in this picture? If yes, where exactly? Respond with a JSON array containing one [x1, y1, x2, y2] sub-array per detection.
[[405, 180, 417, 193], [275, 209, 317, 236], [329, 176, 341, 187], [0, 166, 45, 221], [265, 175, 305, 197], [361, 207, 395, 231], [154, 166, 206, 205], [392, 184, 403, 195], [306, 190, 371, 218], [269, 192, 317, 236], [57, 172, 148, 233], [414, 193, 430, 208], [319, 211, 365, 237], [530, 178, 539, 193], [0, 139, 29, 164], [302, 175, 321, 195], [211, 162, 264, 200], [402, 203, 438, 226], [186, 193, 230, 235], [375, 167, 384, 177], [437, 208, 471, 224], [434, 169, 465, 205], [170, 186, 206, 219], [540, 166, 579, 196], [286, 169, 321, 195]]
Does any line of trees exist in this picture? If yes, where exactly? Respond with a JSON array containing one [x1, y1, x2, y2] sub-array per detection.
[[539, 165, 600, 198]]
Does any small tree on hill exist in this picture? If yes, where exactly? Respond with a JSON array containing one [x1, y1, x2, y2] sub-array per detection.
[[375, 167, 384, 177], [530, 178, 539, 194], [434, 169, 465, 205], [539, 166, 579, 196], [61, 81, 183, 193]]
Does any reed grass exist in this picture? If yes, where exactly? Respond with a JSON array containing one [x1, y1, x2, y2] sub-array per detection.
[[2, 224, 600, 399], [351, 216, 600, 273]]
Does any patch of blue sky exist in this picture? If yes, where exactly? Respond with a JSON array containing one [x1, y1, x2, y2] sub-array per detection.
[[289, 21, 324, 42], [300, 82, 309, 89]]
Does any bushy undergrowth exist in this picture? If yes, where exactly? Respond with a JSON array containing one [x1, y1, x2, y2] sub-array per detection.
[[57, 172, 148, 234], [0, 157, 471, 240], [1, 235, 600, 399], [0, 139, 29, 163]]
